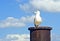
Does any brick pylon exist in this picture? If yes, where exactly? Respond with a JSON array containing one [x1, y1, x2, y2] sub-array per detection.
[[28, 26, 52, 41]]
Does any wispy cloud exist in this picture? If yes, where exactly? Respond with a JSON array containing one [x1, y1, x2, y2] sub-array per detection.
[[0, 34, 30, 41], [19, 0, 60, 12], [51, 34, 60, 41], [0, 15, 35, 28]]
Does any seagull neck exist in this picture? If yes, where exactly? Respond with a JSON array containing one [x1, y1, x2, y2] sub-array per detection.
[[36, 13, 40, 16]]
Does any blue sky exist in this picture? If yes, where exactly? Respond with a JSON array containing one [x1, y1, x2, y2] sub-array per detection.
[[0, 0, 60, 41]]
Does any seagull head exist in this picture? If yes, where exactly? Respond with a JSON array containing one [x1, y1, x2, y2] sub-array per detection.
[[34, 10, 40, 15]]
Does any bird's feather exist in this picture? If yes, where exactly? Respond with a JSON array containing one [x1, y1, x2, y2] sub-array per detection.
[[34, 10, 42, 28]]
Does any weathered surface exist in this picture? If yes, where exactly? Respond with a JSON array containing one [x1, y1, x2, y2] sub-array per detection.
[[28, 26, 52, 41]]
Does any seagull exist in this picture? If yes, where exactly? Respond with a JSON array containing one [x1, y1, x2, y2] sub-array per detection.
[[34, 10, 42, 28]]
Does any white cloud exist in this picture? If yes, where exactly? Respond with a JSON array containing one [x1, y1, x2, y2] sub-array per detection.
[[6, 34, 30, 41], [0, 34, 30, 41], [0, 15, 35, 28], [19, 0, 60, 12], [51, 34, 60, 41]]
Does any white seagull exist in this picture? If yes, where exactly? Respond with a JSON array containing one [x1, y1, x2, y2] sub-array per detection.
[[34, 10, 42, 28]]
